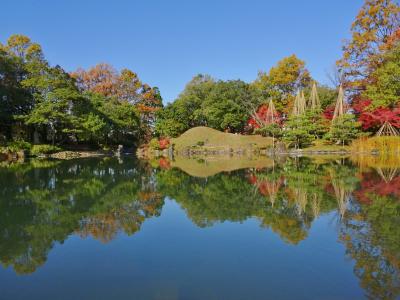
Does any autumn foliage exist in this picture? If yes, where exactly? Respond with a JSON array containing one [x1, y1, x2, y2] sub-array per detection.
[[158, 137, 170, 150], [352, 98, 400, 130], [354, 171, 400, 204], [158, 157, 171, 169], [247, 104, 281, 129]]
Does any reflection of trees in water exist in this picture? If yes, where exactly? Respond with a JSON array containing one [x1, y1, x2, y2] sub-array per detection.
[[0, 158, 162, 274], [339, 194, 400, 299], [157, 157, 341, 245], [158, 157, 400, 298], [0, 156, 399, 299], [248, 173, 283, 207], [331, 161, 400, 299], [157, 168, 262, 227], [326, 164, 359, 219], [376, 167, 398, 183], [77, 181, 163, 243], [311, 193, 321, 218]]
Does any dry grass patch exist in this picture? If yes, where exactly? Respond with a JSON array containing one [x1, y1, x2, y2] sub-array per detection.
[[351, 136, 400, 154]]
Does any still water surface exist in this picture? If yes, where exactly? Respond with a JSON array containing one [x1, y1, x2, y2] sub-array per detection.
[[0, 156, 399, 299]]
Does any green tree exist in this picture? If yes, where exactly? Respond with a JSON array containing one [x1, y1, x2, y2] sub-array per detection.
[[0, 46, 31, 139], [76, 92, 141, 146], [80, 112, 108, 143], [325, 114, 363, 145], [0, 35, 45, 140], [0, 34, 152, 147], [363, 43, 400, 108], [154, 106, 189, 137], [22, 65, 83, 144], [154, 74, 215, 137], [202, 80, 256, 132], [155, 75, 258, 136], [71, 64, 162, 141], [283, 114, 315, 148], [305, 109, 329, 139], [255, 123, 283, 139]]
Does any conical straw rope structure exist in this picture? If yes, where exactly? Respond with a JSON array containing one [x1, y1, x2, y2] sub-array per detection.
[[309, 82, 320, 110], [332, 85, 345, 121]]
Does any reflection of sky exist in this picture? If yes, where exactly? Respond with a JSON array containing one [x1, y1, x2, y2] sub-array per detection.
[[0, 199, 363, 300]]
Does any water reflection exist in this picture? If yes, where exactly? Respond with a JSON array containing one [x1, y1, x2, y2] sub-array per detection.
[[0, 156, 399, 298], [0, 158, 163, 274]]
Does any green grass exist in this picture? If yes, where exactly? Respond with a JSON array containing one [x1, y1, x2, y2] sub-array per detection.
[[302, 140, 350, 152], [171, 127, 273, 152]]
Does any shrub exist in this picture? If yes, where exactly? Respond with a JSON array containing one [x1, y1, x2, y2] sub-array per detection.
[[31, 144, 62, 156], [158, 157, 171, 169], [149, 138, 170, 150], [149, 138, 160, 150], [159, 138, 170, 150], [196, 141, 205, 146], [6, 140, 32, 152]]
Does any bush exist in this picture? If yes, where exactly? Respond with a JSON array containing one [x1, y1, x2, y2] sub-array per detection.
[[31, 144, 62, 156], [159, 138, 170, 150], [6, 140, 32, 152], [149, 138, 170, 150], [196, 141, 205, 146], [149, 138, 160, 150]]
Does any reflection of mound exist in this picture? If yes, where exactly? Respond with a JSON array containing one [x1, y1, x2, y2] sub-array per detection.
[[171, 156, 275, 177]]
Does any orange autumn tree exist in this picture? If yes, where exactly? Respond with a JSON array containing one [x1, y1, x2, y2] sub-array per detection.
[[71, 63, 162, 140], [252, 55, 311, 114], [71, 63, 118, 96], [337, 0, 400, 92]]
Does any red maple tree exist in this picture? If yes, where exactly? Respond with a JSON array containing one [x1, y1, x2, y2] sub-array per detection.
[[323, 105, 335, 120], [359, 106, 400, 130], [351, 98, 400, 130], [247, 104, 281, 129]]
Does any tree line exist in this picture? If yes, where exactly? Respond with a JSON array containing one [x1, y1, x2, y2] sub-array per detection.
[[155, 0, 400, 148], [0, 35, 162, 150], [155, 56, 337, 138], [1, 0, 399, 151]]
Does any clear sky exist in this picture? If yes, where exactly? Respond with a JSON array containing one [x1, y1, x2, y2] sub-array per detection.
[[1, 0, 364, 103]]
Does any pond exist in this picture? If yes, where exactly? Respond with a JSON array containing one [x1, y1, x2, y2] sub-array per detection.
[[0, 156, 399, 299]]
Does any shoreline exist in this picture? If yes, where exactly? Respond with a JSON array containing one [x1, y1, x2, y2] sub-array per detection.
[[137, 146, 399, 160], [0, 149, 123, 163]]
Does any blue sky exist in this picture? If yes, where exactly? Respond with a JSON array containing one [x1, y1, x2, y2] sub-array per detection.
[[1, 0, 363, 103]]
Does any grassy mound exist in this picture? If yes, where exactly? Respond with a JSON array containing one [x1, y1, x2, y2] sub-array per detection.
[[171, 127, 273, 152]]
